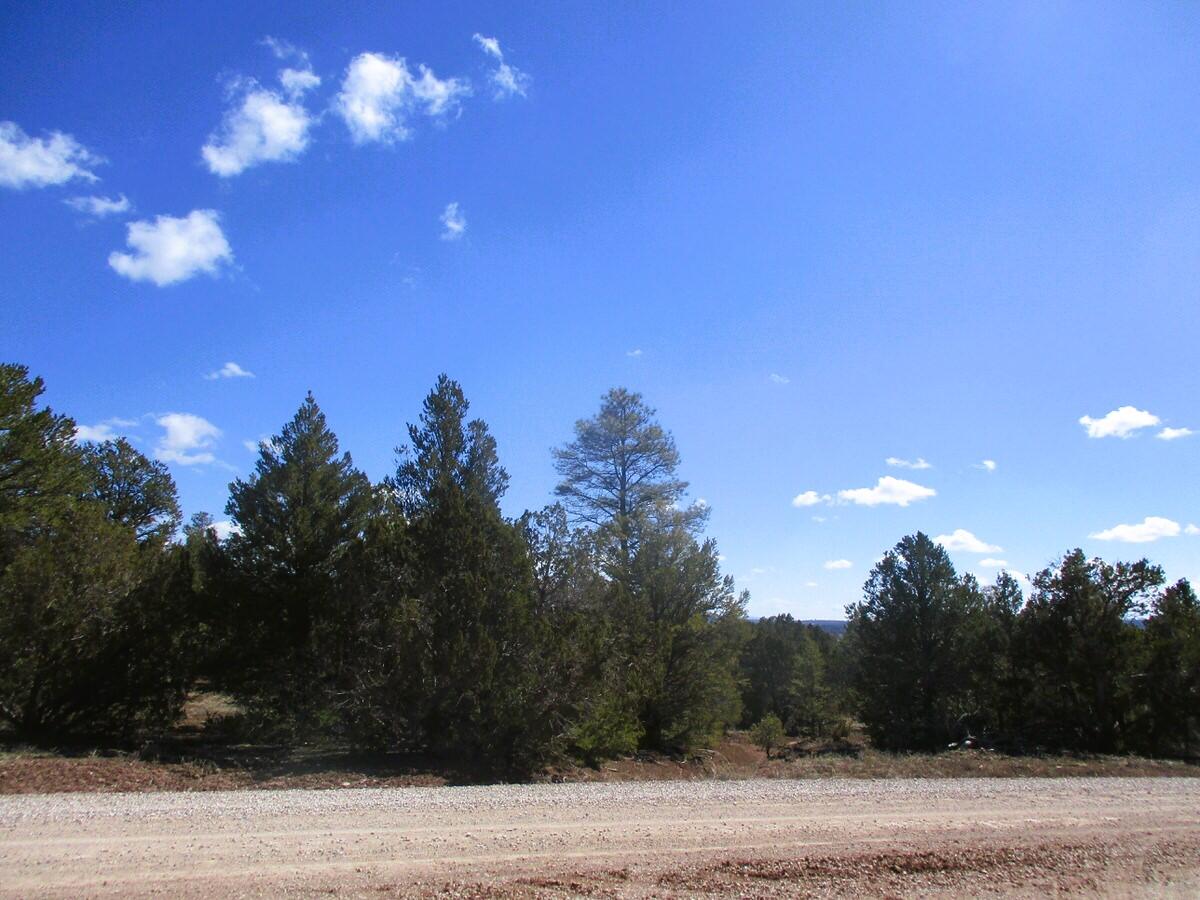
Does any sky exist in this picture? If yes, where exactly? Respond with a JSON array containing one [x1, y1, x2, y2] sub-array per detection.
[[2, 1, 1197, 619]]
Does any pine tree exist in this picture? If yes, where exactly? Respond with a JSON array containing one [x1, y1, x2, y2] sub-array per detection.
[[224, 392, 373, 728], [82, 437, 181, 544]]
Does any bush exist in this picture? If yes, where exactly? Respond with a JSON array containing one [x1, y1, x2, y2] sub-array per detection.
[[750, 714, 786, 758]]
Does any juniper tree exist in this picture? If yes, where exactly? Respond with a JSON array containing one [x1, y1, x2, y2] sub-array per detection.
[[82, 437, 181, 544]]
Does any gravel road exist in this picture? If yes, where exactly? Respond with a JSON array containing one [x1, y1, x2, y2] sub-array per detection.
[[2, 777, 1198, 897]]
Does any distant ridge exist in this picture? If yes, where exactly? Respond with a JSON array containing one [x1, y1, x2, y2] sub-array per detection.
[[803, 619, 848, 636]]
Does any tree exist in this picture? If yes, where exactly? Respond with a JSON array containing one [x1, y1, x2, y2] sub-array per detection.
[[82, 438, 181, 544], [223, 392, 373, 728], [844, 533, 983, 750], [1140, 579, 1199, 756], [739, 615, 836, 735], [0, 363, 86, 562], [1015, 550, 1163, 752], [389, 376, 551, 770], [553, 388, 701, 563]]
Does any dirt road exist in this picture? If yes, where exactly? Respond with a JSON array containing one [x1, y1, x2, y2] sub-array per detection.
[[2, 778, 1198, 897]]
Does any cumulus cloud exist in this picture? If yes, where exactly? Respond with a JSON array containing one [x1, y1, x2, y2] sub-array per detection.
[[440, 201, 466, 240], [154, 413, 221, 465], [886, 456, 931, 470], [0, 121, 101, 189], [1079, 406, 1160, 439], [1157, 427, 1194, 441], [108, 210, 232, 286], [64, 193, 131, 218], [74, 416, 137, 443], [1187, 524, 1200, 536], [205, 361, 254, 380], [769, 373, 790, 385], [979, 558, 1008, 568], [335, 52, 469, 144], [202, 83, 314, 176], [935, 529, 1003, 553], [472, 33, 530, 99], [838, 476, 935, 507], [978, 459, 997, 471], [1090, 516, 1181, 543], [791, 490, 828, 508], [280, 68, 321, 97], [823, 559, 852, 570]]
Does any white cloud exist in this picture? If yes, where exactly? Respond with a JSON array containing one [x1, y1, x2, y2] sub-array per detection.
[[280, 68, 321, 97], [769, 373, 790, 385], [154, 413, 221, 466], [1186, 524, 1200, 536], [1090, 516, 1181, 544], [108, 210, 232, 286], [791, 490, 829, 508], [205, 361, 254, 380], [823, 559, 852, 570], [978, 459, 997, 471], [210, 520, 242, 541], [804, 581, 818, 588], [74, 416, 136, 443], [202, 84, 314, 176], [64, 193, 131, 218], [261, 35, 308, 63], [335, 52, 468, 144], [886, 456, 932, 470], [440, 201, 466, 240], [935, 529, 1003, 553], [0, 121, 101, 189], [1157, 427, 1194, 441], [838, 476, 936, 507], [626, 348, 643, 358], [1079, 406, 1160, 439], [472, 33, 530, 99], [979, 558, 1008, 568]]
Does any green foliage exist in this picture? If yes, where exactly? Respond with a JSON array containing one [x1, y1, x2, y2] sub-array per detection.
[[750, 714, 785, 758], [740, 615, 838, 737], [1142, 580, 1200, 756], [82, 437, 181, 544], [223, 392, 373, 731], [1015, 550, 1163, 752], [845, 533, 984, 750]]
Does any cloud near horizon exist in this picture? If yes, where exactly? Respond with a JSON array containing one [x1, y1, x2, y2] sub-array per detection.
[[1090, 516, 1181, 543], [154, 413, 221, 465], [935, 528, 1002, 553]]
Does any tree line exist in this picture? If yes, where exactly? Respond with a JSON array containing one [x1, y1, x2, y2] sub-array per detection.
[[1, 362, 1196, 772]]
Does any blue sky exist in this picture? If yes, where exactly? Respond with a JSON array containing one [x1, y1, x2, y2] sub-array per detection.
[[2, 1, 1197, 618]]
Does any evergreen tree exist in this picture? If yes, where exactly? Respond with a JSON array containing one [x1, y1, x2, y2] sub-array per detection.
[[223, 392, 373, 729], [845, 533, 983, 750], [82, 437, 181, 544], [1140, 579, 1199, 756], [392, 376, 550, 770], [1015, 549, 1163, 752]]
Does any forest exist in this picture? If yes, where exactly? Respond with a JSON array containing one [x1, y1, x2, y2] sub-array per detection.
[[2, 361, 1197, 773]]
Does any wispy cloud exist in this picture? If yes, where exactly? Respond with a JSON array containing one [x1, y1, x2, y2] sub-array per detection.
[[1090, 516, 1180, 543], [886, 456, 931, 470], [472, 33, 530, 99], [74, 416, 138, 443], [769, 373, 790, 385], [1079, 406, 1159, 439], [626, 348, 643, 358], [205, 361, 254, 380], [0, 121, 101, 189], [65, 193, 131, 218], [978, 558, 1008, 568], [440, 202, 466, 240], [976, 459, 997, 471], [108, 210, 232, 286]]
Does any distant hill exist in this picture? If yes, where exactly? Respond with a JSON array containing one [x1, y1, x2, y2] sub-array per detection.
[[803, 619, 848, 636]]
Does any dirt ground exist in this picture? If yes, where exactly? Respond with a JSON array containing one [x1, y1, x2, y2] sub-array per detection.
[[3, 731, 1196, 794], [1, 777, 1197, 897]]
